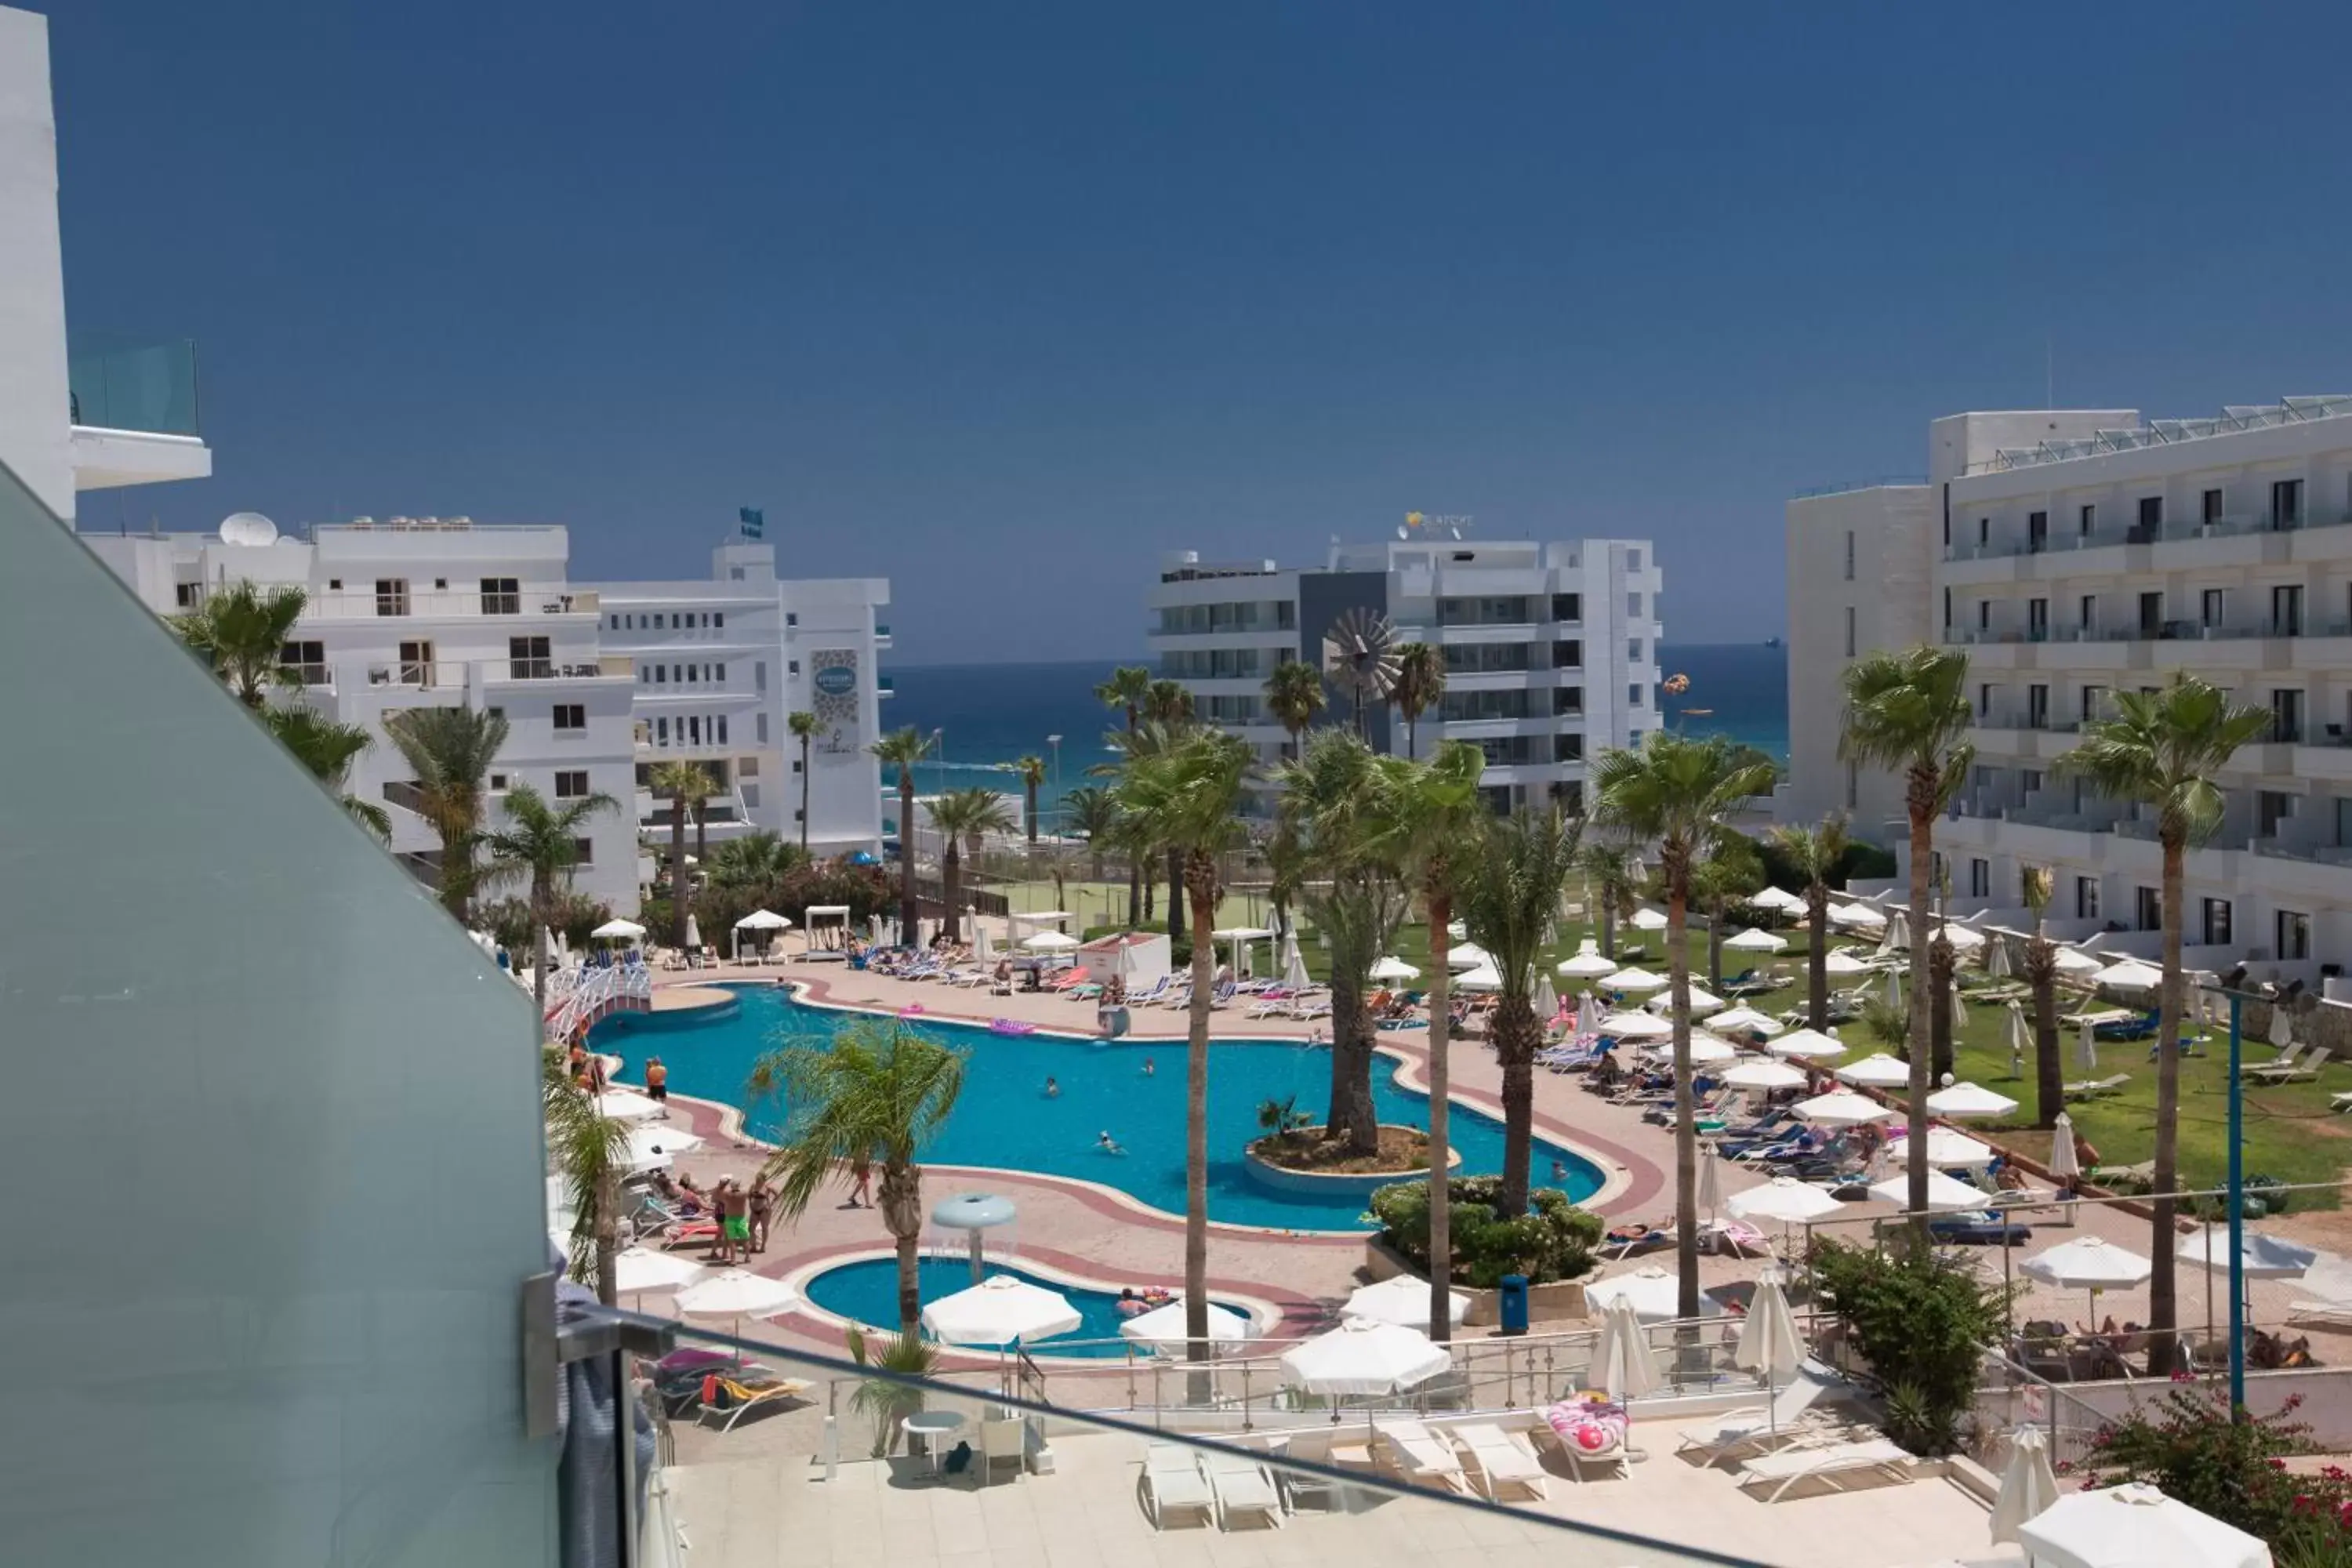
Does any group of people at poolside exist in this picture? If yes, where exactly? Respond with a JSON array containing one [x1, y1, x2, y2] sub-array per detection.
[[646, 1168, 771, 1263]]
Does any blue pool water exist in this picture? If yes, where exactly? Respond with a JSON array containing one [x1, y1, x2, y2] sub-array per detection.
[[804, 1257, 1253, 1356], [599, 985, 1601, 1230]]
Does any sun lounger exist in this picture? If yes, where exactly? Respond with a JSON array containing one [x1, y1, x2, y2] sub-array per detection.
[[1202, 1449, 1284, 1529], [1451, 1422, 1548, 1502], [1269, 1427, 1343, 1511], [1372, 1418, 1471, 1493], [2063, 1073, 2130, 1100], [1737, 1437, 1913, 1503], [1674, 1370, 1836, 1467], [1141, 1443, 1216, 1530], [694, 1374, 811, 1432], [2249, 1046, 2332, 1083]]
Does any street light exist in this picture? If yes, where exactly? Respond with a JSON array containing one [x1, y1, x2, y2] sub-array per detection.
[[1046, 735, 1062, 832]]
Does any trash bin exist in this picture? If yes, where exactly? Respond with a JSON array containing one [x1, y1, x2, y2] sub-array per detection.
[[1498, 1273, 1529, 1337]]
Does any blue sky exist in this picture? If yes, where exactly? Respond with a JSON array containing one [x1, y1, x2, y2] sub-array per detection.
[[45, 2, 2352, 662]]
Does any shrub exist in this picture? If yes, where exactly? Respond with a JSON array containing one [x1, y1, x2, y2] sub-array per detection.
[[689, 855, 896, 940], [477, 891, 614, 953], [2082, 1385, 2351, 1556], [1809, 1241, 2008, 1456], [1369, 1176, 1603, 1288]]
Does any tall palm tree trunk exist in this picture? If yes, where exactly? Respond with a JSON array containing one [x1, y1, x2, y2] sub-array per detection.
[[1425, 887, 1455, 1341], [882, 1163, 922, 1334], [1182, 853, 1218, 1381], [593, 1167, 619, 1305], [1025, 781, 1039, 845], [670, 797, 691, 949], [2029, 938, 2063, 1127], [942, 843, 963, 944], [1806, 886, 1830, 1030], [532, 868, 552, 1026], [2147, 840, 2186, 1375], [1167, 846, 1187, 941], [1704, 898, 1725, 989], [1903, 771, 1934, 1232], [1929, 935, 1955, 1085], [695, 798, 709, 871], [1495, 994, 1538, 1215], [1599, 882, 1617, 959], [1668, 883, 1700, 1319], [898, 775, 918, 940]]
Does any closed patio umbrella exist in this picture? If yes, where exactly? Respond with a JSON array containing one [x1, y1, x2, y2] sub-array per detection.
[[1533, 973, 1560, 1020], [683, 913, 702, 951], [1985, 935, 2013, 978], [1989, 1425, 2061, 1544], [2076, 1018, 2100, 1073], [1734, 1269, 1807, 1410], [1883, 968, 1904, 1012], [2047, 1112, 2082, 1189], [1697, 1145, 1724, 1221], [1589, 1295, 1661, 1398]]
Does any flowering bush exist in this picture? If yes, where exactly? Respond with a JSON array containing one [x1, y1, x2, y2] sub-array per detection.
[[2082, 1387, 2352, 1562]]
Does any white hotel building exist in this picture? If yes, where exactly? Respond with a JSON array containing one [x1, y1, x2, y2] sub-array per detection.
[[1149, 536, 1661, 814], [1787, 400, 2352, 985]]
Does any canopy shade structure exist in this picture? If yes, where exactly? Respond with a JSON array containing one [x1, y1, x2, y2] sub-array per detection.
[[2022, 1236, 2153, 1293], [1722, 1058, 1808, 1091], [1926, 1081, 2020, 1120], [1454, 959, 1504, 992], [590, 919, 647, 940], [2092, 956, 2165, 991], [1367, 956, 1421, 982], [1598, 1011, 1672, 1040], [1628, 907, 1669, 931], [1022, 931, 1081, 952], [1727, 1177, 1846, 1225], [1344, 1273, 1470, 1330], [1583, 1265, 1685, 1324], [1793, 1090, 1894, 1126], [1750, 886, 1809, 915], [2178, 1227, 2317, 1279], [1834, 1053, 1914, 1089], [920, 1274, 1082, 1347], [1278, 1319, 1451, 1396], [1708, 1005, 1785, 1037], [2016, 1482, 2271, 1568], [1119, 1299, 1250, 1352], [1724, 927, 1788, 953], [1602, 966, 1668, 993], [1820, 949, 1875, 976], [733, 909, 792, 931], [1446, 942, 1492, 970], [1867, 1169, 1990, 1212], [1768, 1028, 1847, 1059], [1556, 941, 1620, 980]]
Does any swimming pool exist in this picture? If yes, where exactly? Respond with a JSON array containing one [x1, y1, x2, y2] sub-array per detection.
[[801, 1256, 1259, 1357], [595, 985, 1602, 1230]]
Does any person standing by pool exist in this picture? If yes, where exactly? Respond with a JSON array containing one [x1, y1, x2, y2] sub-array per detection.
[[848, 1156, 873, 1208], [747, 1176, 772, 1254], [644, 1056, 668, 1105], [715, 1178, 750, 1264]]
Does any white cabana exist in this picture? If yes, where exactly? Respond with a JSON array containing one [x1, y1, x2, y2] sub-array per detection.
[[2016, 1482, 2271, 1568], [1556, 941, 1620, 980], [1602, 965, 1668, 993], [1589, 1295, 1660, 1399], [1751, 886, 1809, 916], [1022, 930, 1081, 953], [1722, 1058, 1808, 1091], [1454, 959, 1505, 993], [1368, 956, 1421, 982], [1927, 1081, 2020, 1120], [1344, 1272, 1470, 1330], [1868, 1170, 1991, 1212], [1821, 948, 1875, 977], [1583, 1265, 1683, 1325], [732, 908, 791, 961], [1795, 1090, 1895, 1126], [1724, 927, 1788, 953], [1835, 1053, 1913, 1089], [920, 1274, 1082, 1347], [1768, 1027, 1847, 1059], [1278, 1319, 1452, 1397], [1989, 1425, 2062, 1546], [590, 918, 647, 942], [2021, 1236, 2154, 1316], [1629, 906, 1669, 931], [1598, 1011, 1672, 1040], [1119, 1299, 1251, 1353], [1709, 1005, 1785, 1038], [2092, 956, 2165, 992], [804, 904, 853, 955]]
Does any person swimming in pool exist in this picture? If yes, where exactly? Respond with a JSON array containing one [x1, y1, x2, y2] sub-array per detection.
[[1044, 1076, 1060, 1098], [1141, 1057, 1154, 1077], [1097, 1131, 1126, 1156], [1552, 1160, 1569, 1182]]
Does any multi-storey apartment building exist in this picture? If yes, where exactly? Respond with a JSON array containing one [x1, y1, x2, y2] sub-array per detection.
[[1788, 400, 2352, 982], [1148, 536, 1661, 814]]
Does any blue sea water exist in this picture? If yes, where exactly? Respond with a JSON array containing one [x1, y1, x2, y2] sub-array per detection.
[[619, 985, 1602, 1231], [801, 1256, 1256, 1353], [880, 643, 1788, 813]]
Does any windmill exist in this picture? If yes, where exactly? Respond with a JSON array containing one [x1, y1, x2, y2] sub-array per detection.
[[1322, 607, 1402, 738]]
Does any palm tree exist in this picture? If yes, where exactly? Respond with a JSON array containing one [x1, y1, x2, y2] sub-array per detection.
[[384, 705, 511, 920], [750, 1022, 965, 1332], [1145, 680, 1193, 725], [707, 830, 804, 889], [1592, 732, 1778, 1317], [1097, 666, 1153, 925], [2054, 673, 2269, 1376], [924, 788, 1015, 943], [481, 781, 619, 1022], [263, 703, 392, 840], [1690, 837, 1765, 991], [1062, 785, 1119, 881], [787, 710, 819, 851], [1577, 837, 1642, 960], [1114, 728, 1252, 1365], [1769, 813, 1850, 1031], [1277, 729, 1390, 1150], [870, 728, 932, 939], [649, 760, 712, 949], [545, 1051, 630, 1303], [1007, 754, 1048, 845], [2019, 866, 2063, 1128], [1391, 642, 1446, 760], [1457, 806, 1582, 1215], [1262, 659, 1327, 760], [1094, 718, 1189, 938], [1368, 740, 1486, 1338], [169, 580, 308, 708], [1838, 645, 1974, 1229], [1143, 684, 1199, 939]]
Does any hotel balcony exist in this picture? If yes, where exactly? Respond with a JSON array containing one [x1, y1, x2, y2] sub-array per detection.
[[303, 586, 601, 621], [67, 331, 212, 490], [1940, 507, 2352, 585], [877, 675, 895, 697], [874, 622, 892, 648], [1944, 616, 2352, 674]]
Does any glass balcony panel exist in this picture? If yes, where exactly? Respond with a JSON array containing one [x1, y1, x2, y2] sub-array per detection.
[[66, 330, 201, 436]]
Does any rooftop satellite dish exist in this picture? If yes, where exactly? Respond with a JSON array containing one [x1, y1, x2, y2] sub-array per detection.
[[1396, 525, 1410, 539], [219, 512, 278, 546]]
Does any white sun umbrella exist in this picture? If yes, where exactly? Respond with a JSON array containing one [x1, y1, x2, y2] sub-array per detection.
[[1022, 930, 1080, 953], [1710, 1005, 1786, 1039], [1281, 926, 1302, 973], [622, 1123, 703, 1169], [1345, 1273, 1470, 1330], [1279, 1318, 1451, 1397], [2047, 1112, 2082, 1187], [1769, 1026, 1847, 1060], [1989, 1425, 2063, 1545], [1896, 1126, 1998, 1169], [1599, 1010, 1672, 1040], [1654, 984, 1725, 1018], [1949, 985, 1972, 1036], [2019, 1482, 2271, 1568], [683, 913, 702, 951], [1736, 1269, 1807, 1389], [1533, 973, 1560, 1019], [675, 1267, 801, 1343], [921, 1274, 1083, 1347], [1454, 959, 1505, 993], [1628, 906, 1668, 931], [1584, 1265, 1684, 1325], [2178, 1226, 2318, 1280], [2006, 1000, 2031, 1062], [1683, 1034, 1740, 1065], [1723, 1058, 1808, 1091], [591, 1087, 664, 1122], [590, 918, 647, 942], [1575, 993, 1606, 1036], [1882, 967, 1904, 1012], [1831, 901, 1887, 928], [1928, 1080, 2018, 1120], [1835, 1053, 1914, 1089], [1878, 909, 1911, 951], [2052, 945, 2102, 978], [1557, 940, 1619, 980], [1724, 927, 1788, 954], [614, 1247, 706, 1297], [1282, 947, 1312, 993], [735, 907, 790, 932], [1796, 1090, 1894, 1126], [1985, 935, 2014, 978], [2270, 1004, 2295, 1051], [1822, 948, 1875, 977], [1942, 923, 1987, 953], [1868, 1169, 1989, 1212], [2092, 956, 2164, 992], [1368, 956, 1421, 982], [1120, 1298, 1251, 1353], [1603, 965, 1668, 993], [2076, 1017, 2100, 1073], [2022, 1237, 2153, 1319], [1727, 1178, 1846, 1255], [1446, 941, 1492, 970], [1751, 886, 1809, 916], [1588, 1295, 1661, 1398], [1697, 1145, 1724, 1220], [971, 920, 994, 965]]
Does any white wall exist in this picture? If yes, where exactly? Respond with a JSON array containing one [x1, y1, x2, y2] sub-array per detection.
[[0, 8, 70, 521]]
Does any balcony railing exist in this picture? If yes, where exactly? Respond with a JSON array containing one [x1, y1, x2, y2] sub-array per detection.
[[304, 587, 597, 620], [1944, 506, 2352, 564], [278, 662, 332, 688], [1966, 395, 2352, 474], [1948, 615, 2352, 648], [67, 331, 200, 437]]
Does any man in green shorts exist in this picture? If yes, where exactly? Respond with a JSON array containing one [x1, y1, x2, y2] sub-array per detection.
[[717, 1178, 752, 1265]]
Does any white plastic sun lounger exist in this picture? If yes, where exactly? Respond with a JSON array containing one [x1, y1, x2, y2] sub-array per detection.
[[1373, 1418, 1471, 1494], [1451, 1422, 1548, 1502], [1674, 1370, 1835, 1467], [1737, 1436, 1913, 1503], [1141, 1443, 1215, 1530], [1202, 1449, 1284, 1530]]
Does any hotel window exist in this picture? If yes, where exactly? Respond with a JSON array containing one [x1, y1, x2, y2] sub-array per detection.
[[1552, 592, 1581, 621], [1553, 640, 1582, 669], [653, 666, 665, 684], [2076, 877, 2100, 920], [1626, 548, 1642, 571], [1628, 638, 1643, 661], [1843, 531, 1855, 580], [2278, 909, 2311, 961], [1976, 600, 1990, 632], [1844, 607, 1856, 657], [554, 770, 590, 799], [1977, 682, 1993, 718], [2259, 789, 2294, 839], [741, 784, 760, 809], [2082, 685, 2107, 723], [279, 640, 327, 685], [2202, 488, 2224, 526], [2136, 495, 2162, 537], [2027, 511, 2048, 553], [2201, 588, 2226, 630], [756, 712, 770, 743], [480, 577, 520, 615], [2078, 503, 2096, 537], [2273, 584, 2303, 637], [755, 661, 768, 692], [2027, 684, 2049, 729], [739, 757, 759, 779], [2135, 886, 2161, 931], [1943, 587, 1951, 629], [687, 717, 702, 746], [1628, 684, 1643, 708], [2028, 598, 2048, 640], [1969, 858, 1989, 898], [572, 837, 594, 866], [553, 703, 585, 732], [507, 636, 550, 679], [1553, 686, 1583, 715], [656, 717, 670, 743], [375, 578, 410, 617], [2079, 593, 2096, 633], [788, 660, 800, 676], [2201, 898, 2233, 948], [2273, 478, 2304, 530], [2022, 768, 2043, 797], [489, 773, 508, 791], [2271, 688, 2305, 744], [175, 582, 203, 608], [1628, 593, 1642, 617], [1977, 517, 1989, 547], [786, 613, 797, 627], [1554, 734, 1584, 763], [713, 662, 726, 682], [717, 716, 729, 745]]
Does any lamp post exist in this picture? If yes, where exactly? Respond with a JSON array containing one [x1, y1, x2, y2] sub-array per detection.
[[1046, 734, 1062, 833]]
